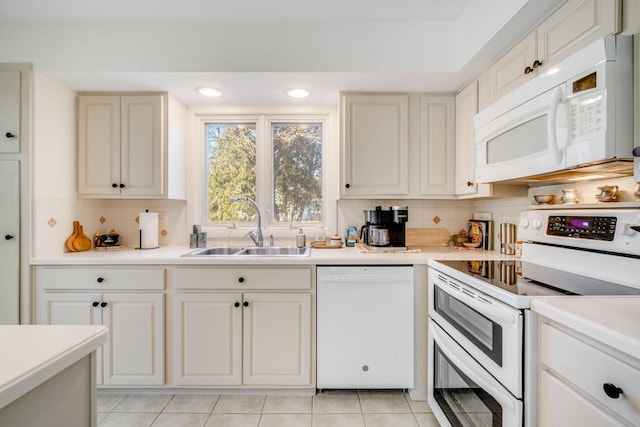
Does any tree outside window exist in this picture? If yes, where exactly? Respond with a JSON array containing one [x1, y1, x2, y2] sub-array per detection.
[[205, 118, 323, 225]]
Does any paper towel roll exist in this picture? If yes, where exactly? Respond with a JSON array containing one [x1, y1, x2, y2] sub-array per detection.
[[139, 211, 159, 249]]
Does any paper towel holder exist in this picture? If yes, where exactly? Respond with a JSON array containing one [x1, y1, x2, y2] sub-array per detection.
[[137, 209, 160, 250]]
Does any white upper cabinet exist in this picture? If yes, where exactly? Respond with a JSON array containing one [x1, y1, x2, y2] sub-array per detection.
[[78, 93, 186, 199], [418, 96, 455, 196], [455, 81, 480, 195], [341, 93, 409, 197], [485, 0, 621, 105], [0, 70, 21, 154]]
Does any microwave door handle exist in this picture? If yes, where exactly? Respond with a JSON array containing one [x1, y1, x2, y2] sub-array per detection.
[[547, 86, 565, 165], [430, 322, 516, 411]]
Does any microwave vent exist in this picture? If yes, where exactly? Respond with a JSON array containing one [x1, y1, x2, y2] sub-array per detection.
[[489, 158, 634, 186]]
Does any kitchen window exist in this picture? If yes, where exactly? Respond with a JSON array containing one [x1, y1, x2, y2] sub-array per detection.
[[191, 109, 336, 238]]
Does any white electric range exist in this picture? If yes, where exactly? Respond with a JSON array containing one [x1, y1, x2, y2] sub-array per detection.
[[427, 208, 640, 427]]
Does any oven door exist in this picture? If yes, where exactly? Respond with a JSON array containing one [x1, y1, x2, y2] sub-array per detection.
[[428, 269, 524, 397], [428, 320, 523, 427]]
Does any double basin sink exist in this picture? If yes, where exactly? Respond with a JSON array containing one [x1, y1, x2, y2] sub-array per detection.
[[183, 246, 311, 257]]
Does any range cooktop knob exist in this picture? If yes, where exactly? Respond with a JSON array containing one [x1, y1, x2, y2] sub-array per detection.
[[519, 219, 530, 229], [622, 223, 640, 236], [532, 219, 543, 229]]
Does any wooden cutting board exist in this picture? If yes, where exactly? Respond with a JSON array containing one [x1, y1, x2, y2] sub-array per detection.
[[405, 228, 451, 247]]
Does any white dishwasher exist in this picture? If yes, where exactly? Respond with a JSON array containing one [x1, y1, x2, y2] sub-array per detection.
[[317, 266, 414, 389]]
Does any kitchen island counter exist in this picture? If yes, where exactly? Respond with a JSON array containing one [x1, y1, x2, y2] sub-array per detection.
[[531, 296, 640, 360], [30, 245, 513, 265], [0, 325, 107, 426]]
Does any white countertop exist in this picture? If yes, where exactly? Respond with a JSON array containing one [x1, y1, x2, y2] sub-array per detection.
[[531, 297, 640, 360], [0, 325, 107, 410], [31, 245, 514, 265]]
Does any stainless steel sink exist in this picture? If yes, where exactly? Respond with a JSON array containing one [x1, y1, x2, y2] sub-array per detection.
[[183, 247, 245, 256], [239, 246, 311, 256], [182, 246, 311, 257]]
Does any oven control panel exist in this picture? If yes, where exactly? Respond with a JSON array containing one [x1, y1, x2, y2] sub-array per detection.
[[547, 215, 616, 241], [518, 209, 640, 256]]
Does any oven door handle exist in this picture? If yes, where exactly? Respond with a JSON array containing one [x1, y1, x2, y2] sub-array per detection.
[[430, 322, 516, 411], [437, 283, 516, 325]]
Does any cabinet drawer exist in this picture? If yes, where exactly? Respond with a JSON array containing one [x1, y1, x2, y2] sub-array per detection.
[[37, 267, 165, 290], [540, 322, 640, 425], [175, 267, 312, 290]]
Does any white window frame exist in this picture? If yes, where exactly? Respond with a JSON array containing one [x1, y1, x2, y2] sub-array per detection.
[[188, 106, 338, 243]]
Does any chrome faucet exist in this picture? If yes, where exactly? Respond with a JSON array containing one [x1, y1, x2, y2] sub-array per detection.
[[229, 197, 264, 247]]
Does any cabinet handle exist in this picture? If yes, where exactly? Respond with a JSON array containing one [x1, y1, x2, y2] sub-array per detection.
[[238, 277, 245, 283], [5, 235, 14, 240], [466, 181, 474, 187], [234, 302, 240, 307], [5, 132, 16, 138], [524, 66, 534, 75], [345, 183, 350, 189], [603, 383, 623, 399], [119, 183, 125, 188], [100, 302, 108, 308], [96, 277, 104, 283], [92, 301, 99, 307], [243, 301, 249, 307], [532, 59, 542, 69], [112, 183, 118, 188]]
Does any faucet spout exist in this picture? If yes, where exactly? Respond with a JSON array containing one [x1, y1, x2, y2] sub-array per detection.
[[230, 197, 264, 247]]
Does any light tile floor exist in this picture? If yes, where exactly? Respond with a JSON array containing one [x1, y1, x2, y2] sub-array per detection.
[[97, 390, 441, 427]]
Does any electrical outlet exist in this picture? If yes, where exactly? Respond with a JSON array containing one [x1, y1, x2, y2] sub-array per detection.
[[473, 212, 492, 220], [158, 212, 168, 227]]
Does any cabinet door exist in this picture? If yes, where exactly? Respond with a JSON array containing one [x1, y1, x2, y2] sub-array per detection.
[[488, 32, 537, 103], [537, 0, 621, 70], [0, 70, 21, 153], [242, 293, 311, 386], [37, 292, 103, 383], [455, 82, 480, 195], [174, 292, 243, 386], [341, 94, 409, 196], [102, 293, 164, 385], [37, 292, 102, 326], [419, 96, 455, 195], [0, 161, 19, 324], [78, 96, 121, 196], [539, 370, 626, 427], [120, 95, 164, 196]]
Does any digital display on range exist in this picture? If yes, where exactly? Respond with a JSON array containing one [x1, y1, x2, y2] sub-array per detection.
[[568, 217, 591, 229], [547, 215, 616, 241]]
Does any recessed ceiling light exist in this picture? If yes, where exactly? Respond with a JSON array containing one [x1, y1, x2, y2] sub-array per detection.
[[287, 88, 311, 98], [196, 87, 223, 97]]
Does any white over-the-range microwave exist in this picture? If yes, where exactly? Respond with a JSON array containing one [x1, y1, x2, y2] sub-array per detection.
[[474, 36, 634, 184]]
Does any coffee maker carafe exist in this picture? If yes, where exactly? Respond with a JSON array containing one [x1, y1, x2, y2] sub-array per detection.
[[360, 206, 408, 248]]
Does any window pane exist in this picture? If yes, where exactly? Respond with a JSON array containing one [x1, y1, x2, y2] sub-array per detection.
[[205, 123, 256, 222], [272, 123, 322, 222]]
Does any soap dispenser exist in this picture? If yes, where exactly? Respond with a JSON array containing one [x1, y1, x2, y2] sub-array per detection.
[[296, 228, 306, 248]]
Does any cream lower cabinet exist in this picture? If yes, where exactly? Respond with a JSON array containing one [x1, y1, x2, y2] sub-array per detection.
[[36, 266, 165, 386], [174, 266, 313, 387], [536, 317, 640, 427]]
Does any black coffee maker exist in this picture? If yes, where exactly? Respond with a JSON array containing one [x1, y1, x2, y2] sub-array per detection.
[[360, 206, 408, 248]]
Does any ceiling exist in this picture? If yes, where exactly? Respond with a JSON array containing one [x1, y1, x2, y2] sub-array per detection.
[[0, 0, 564, 106], [0, 0, 472, 23]]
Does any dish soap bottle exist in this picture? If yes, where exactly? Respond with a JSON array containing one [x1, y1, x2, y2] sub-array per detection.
[[296, 228, 306, 248]]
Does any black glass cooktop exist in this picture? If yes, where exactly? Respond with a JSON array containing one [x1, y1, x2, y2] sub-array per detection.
[[437, 260, 640, 297]]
